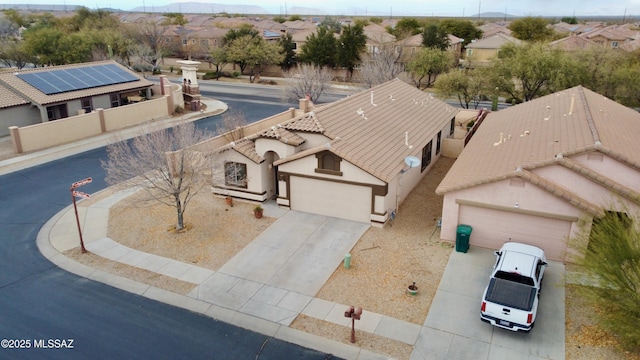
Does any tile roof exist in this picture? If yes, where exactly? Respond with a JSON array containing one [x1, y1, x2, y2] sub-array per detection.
[[251, 125, 307, 146], [437, 86, 640, 198], [0, 81, 28, 109], [0, 60, 153, 106], [466, 33, 520, 49], [549, 34, 598, 51], [218, 138, 264, 164], [276, 79, 459, 182]]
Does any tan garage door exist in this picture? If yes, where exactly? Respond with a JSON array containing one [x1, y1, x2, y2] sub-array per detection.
[[458, 205, 571, 261], [290, 176, 371, 223]]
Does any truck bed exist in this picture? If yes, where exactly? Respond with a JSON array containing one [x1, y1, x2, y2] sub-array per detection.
[[485, 277, 536, 311]]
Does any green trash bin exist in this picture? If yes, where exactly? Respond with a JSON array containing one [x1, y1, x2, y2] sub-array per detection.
[[456, 224, 472, 253]]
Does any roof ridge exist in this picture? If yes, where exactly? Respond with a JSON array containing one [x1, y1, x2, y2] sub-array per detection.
[[516, 168, 604, 217], [577, 85, 600, 143], [554, 155, 640, 205]]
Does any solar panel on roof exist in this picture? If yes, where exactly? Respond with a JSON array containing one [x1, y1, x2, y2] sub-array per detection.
[[16, 63, 140, 95]]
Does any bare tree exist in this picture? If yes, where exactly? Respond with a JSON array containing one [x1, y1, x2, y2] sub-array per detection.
[[102, 121, 213, 231], [215, 110, 247, 141], [358, 47, 405, 88], [282, 64, 333, 103]]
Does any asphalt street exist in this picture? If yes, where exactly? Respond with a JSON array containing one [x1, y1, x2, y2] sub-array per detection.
[[0, 93, 342, 359]]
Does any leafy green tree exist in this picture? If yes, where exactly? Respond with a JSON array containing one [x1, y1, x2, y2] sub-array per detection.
[[406, 47, 454, 88], [572, 211, 640, 351], [2, 9, 27, 28], [435, 68, 491, 109], [226, 35, 284, 82], [369, 17, 383, 25], [421, 23, 450, 50], [571, 46, 628, 100], [488, 42, 580, 101], [288, 15, 302, 21], [22, 27, 65, 65], [278, 32, 297, 70], [337, 23, 367, 80], [0, 39, 33, 69], [561, 16, 578, 24], [439, 19, 483, 47], [390, 17, 422, 39], [319, 16, 342, 34], [273, 15, 286, 23], [206, 47, 228, 80], [299, 25, 337, 67], [508, 16, 555, 42], [613, 61, 640, 107], [162, 12, 188, 26], [223, 24, 259, 45]]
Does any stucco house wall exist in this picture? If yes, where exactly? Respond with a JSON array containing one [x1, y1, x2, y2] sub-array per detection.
[[436, 86, 640, 262], [0, 105, 39, 137]]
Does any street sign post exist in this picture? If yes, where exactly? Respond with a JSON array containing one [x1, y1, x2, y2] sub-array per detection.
[[70, 178, 92, 253]]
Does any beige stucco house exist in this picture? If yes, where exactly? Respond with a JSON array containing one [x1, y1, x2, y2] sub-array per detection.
[[462, 33, 521, 66], [212, 79, 460, 225], [436, 86, 640, 262]]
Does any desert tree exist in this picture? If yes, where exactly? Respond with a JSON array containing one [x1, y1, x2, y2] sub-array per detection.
[[102, 121, 213, 231], [225, 34, 284, 82], [337, 23, 367, 81], [508, 16, 555, 42], [421, 23, 450, 51], [282, 63, 333, 103], [278, 32, 297, 70], [571, 210, 640, 351], [299, 25, 337, 67], [435, 68, 491, 109], [406, 47, 455, 88], [488, 42, 581, 101], [358, 47, 404, 88], [216, 110, 248, 141]]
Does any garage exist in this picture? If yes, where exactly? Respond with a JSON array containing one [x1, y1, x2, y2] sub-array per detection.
[[458, 205, 572, 261], [290, 176, 372, 223]]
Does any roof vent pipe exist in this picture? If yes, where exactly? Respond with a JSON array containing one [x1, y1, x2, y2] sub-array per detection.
[[569, 94, 575, 115]]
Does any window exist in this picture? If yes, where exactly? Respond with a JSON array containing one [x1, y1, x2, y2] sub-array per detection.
[[421, 140, 432, 172], [436, 131, 442, 155], [81, 98, 92, 113], [225, 162, 247, 188], [315, 151, 342, 176], [181, 38, 187, 45], [110, 94, 119, 107], [450, 118, 455, 136], [191, 39, 196, 45], [611, 41, 619, 48], [466, 48, 473, 57]]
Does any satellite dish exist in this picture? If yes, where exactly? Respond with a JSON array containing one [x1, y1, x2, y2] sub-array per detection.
[[404, 156, 421, 168]]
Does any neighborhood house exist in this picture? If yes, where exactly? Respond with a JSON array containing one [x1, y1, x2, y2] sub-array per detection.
[[436, 86, 640, 262], [212, 79, 461, 226]]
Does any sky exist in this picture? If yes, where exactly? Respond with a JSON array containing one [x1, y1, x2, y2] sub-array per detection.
[[2, 0, 640, 17]]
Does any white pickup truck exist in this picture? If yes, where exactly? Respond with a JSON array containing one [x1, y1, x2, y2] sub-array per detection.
[[480, 242, 547, 332]]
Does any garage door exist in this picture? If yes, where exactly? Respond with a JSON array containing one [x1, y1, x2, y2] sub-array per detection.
[[458, 205, 571, 261], [290, 177, 371, 223]]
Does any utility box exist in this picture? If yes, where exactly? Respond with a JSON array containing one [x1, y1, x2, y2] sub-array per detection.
[[456, 224, 472, 253]]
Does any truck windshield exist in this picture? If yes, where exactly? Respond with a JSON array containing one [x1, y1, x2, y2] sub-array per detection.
[[494, 270, 534, 286]]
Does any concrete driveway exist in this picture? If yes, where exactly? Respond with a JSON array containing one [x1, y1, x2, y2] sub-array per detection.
[[411, 246, 565, 360]]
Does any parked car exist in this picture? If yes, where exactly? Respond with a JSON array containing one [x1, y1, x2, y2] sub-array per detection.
[[480, 242, 547, 332]]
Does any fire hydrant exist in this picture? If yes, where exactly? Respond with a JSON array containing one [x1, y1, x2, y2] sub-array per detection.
[[344, 306, 362, 343]]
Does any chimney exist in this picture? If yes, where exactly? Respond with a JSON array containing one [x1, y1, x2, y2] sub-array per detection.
[[299, 98, 310, 113]]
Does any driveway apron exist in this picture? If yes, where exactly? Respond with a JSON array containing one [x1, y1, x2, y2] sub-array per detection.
[[189, 211, 369, 326]]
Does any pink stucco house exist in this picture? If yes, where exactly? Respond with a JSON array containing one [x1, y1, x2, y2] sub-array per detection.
[[436, 86, 640, 262]]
